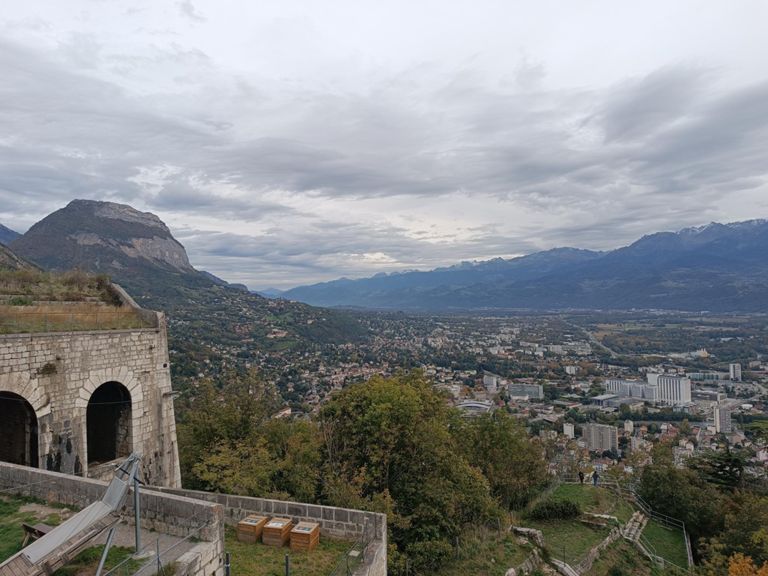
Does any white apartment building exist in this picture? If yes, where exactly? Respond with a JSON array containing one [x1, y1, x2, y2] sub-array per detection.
[[714, 405, 732, 433], [729, 363, 742, 382], [583, 423, 619, 453], [605, 378, 658, 401], [646, 373, 692, 405]]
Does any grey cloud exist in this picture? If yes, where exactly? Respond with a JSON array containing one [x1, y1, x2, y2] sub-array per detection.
[[592, 67, 709, 142], [1, 31, 768, 287], [179, 0, 206, 23], [175, 219, 541, 289]]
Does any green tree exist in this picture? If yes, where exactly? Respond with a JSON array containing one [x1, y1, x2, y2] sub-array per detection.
[[638, 449, 724, 548], [319, 371, 499, 574], [455, 412, 547, 509]]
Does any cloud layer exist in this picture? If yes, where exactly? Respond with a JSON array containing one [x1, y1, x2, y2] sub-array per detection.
[[1, 1, 768, 288]]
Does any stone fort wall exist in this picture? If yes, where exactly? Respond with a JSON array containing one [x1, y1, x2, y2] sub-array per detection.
[[0, 287, 181, 487]]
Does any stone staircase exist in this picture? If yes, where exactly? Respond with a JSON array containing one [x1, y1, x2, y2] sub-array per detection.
[[621, 511, 648, 543]]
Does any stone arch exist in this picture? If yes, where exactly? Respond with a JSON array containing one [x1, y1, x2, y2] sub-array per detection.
[[86, 381, 132, 465], [0, 391, 39, 467]]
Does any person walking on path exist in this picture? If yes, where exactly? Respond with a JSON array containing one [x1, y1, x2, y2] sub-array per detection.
[[592, 470, 600, 486], [578, 471, 585, 484]]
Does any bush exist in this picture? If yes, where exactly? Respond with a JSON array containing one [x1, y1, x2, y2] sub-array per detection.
[[526, 498, 581, 521], [8, 296, 33, 306]]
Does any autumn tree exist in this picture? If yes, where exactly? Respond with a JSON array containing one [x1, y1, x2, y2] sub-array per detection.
[[319, 371, 499, 574]]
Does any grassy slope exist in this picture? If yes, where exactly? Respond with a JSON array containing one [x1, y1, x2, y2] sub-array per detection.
[[522, 484, 624, 564], [549, 484, 634, 523], [435, 527, 530, 576], [584, 539, 654, 576], [642, 519, 689, 569]]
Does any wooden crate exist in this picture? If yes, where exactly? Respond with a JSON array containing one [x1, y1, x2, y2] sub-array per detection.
[[262, 517, 294, 547], [236, 515, 268, 544], [290, 521, 321, 552]]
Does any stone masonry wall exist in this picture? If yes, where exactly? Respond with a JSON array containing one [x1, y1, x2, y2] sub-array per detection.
[[0, 462, 220, 539], [0, 315, 181, 487]]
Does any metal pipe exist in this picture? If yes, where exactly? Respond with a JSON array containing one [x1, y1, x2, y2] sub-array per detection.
[[95, 526, 116, 576], [134, 476, 141, 553]]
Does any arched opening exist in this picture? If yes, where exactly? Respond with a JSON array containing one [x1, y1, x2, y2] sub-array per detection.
[[0, 392, 39, 467], [87, 381, 132, 465]]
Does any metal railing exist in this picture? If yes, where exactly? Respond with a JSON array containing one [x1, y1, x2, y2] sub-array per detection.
[[558, 474, 694, 571], [328, 520, 375, 576]]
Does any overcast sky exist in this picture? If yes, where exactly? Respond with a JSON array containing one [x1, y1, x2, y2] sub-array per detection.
[[2, 1, 768, 289]]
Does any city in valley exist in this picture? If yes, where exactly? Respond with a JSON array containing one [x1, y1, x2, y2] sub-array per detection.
[[176, 308, 768, 476]]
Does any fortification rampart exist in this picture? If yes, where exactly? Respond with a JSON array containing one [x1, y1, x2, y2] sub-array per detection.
[[0, 285, 180, 487]]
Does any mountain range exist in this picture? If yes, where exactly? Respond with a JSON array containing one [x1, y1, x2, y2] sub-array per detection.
[[282, 220, 768, 312], [5, 200, 368, 386]]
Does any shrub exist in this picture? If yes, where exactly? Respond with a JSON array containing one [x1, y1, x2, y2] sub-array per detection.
[[526, 498, 581, 521], [8, 296, 33, 306]]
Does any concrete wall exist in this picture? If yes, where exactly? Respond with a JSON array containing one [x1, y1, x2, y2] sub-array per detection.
[[150, 486, 387, 576], [0, 304, 180, 487]]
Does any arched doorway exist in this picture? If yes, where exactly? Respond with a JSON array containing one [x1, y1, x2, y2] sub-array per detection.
[[0, 392, 39, 467], [87, 381, 132, 464]]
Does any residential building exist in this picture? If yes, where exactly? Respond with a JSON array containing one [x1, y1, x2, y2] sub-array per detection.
[[563, 422, 575, 439], [507, 382, 544, 400], [729, 363, 742, 382], [646, 373, 692, 405], [483, 372, 500, 393], [583, 423, 619, 453], [605, 378, 658, 401], [714, 405, 732, 433]]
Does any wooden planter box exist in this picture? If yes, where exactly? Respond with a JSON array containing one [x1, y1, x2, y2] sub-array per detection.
[[236, 515, 268, 544], [290, 521, 321, 552], [263, 518, 294, 547]]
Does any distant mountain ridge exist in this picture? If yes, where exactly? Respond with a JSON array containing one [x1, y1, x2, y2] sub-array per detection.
[[283, 220, 768, 312], [0, 224, 20, 246]]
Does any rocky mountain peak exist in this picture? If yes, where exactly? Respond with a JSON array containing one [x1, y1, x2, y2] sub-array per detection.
[[68, 199, 169, 232], [11, 199, 194, 274]]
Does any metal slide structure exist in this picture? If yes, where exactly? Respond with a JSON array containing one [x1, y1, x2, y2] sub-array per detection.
[[0, 454, 141, 576]]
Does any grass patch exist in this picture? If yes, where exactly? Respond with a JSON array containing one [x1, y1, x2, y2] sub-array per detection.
[[584, 539, 654, 576], [529, 519, 609, 565], [434, 526, 529, 576], [550, 484, 633, 523], [225, 526, 353, 576], [0, 498, 38, 562], [53, 545, 143, 576], [642, 520, 689, 568], [519, 484, 624, 564]]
